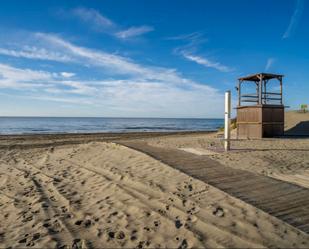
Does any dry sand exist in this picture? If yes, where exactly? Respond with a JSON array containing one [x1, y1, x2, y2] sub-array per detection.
[[1, 141, 308, 248]]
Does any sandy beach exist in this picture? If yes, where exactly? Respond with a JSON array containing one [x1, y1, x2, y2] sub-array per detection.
[[0, 131, 309, 248], [1, 1, 308, 248]]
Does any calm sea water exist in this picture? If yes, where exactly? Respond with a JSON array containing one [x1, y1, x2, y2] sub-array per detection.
[[0, 117, 223, 135]]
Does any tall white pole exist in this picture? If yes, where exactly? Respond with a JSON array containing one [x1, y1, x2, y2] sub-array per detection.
[[224, 91, 231, 151]]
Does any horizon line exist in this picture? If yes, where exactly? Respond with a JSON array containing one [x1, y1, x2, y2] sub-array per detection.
[[0, 115, 224, 120]]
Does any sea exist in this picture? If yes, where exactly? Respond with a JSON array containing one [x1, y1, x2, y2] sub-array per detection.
[[0, 117, 223, 135]]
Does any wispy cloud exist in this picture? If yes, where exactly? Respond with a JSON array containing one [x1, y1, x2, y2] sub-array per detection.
[[0, 30, 227, 114], [0, 46, 72, 62], [0, 62, 224, 117], [0, 63, 53, 89], [115, 26, 154, 39], [71, 7, 153, 39], [283, 0, 305, 39], [168, 32, 207, 54], [72, 7, 115, 31], [168, 32, 232, 73], [167, 32, 206, 45], [181, 51, 233, 73], [31, 95, 94, 105], [265, 58, 275, 71], [34, 33, 197, 83], [0, 32, 225, 117]]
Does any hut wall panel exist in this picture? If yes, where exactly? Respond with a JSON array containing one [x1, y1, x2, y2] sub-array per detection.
[[237, 105, 284, 138], [237, 123, 262, 139], [237, 107, 261, 123], [262, 107, 284, 123]]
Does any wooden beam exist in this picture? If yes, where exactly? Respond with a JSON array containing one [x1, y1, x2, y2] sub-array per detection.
[[241, 99, 259, 103], [262, 92, 281, 95]]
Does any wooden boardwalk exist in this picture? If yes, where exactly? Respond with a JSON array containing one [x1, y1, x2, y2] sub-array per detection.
[[120, 141, 309, 234]]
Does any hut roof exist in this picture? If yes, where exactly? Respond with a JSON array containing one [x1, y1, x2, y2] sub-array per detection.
[[238, 73, 283, 82]]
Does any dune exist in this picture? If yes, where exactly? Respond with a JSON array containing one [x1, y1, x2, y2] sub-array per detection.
[[0, 141, 308, 248]]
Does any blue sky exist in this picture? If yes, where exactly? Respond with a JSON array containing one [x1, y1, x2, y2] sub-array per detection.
[[0, 0, 308, 118]]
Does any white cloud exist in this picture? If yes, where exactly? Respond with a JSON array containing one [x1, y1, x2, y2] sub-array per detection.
[[2, 32, 193, 84], [169, 32, 231, 73], [60, 72, 75, 78], [166, 32, 204, 41], [31, 95, 94, 105], [60, 80, 98, 95], [167, 32, 207, 49], [0, 63, 53, 89], [265, 58, 275, 71], [283, 0, 305, 39], [72, 7, 115, 31], [171, 33, 208, 59], [181, 52, 233, 73], [115, 26, 154, 39], [54, 78, 224, 117], [0, 63, 99, 98], [35, 33, 198, 84], [0, 61, 223, 117], [71, 7, 153, 39], [0, 46, 72, 62], [0, 33, 226, 117]]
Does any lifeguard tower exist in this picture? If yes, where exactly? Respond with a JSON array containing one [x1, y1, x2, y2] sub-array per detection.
[[236, 73, 284, 139]]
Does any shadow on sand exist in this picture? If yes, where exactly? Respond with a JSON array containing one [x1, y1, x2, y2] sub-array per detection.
[[285, 120, 309, 137]]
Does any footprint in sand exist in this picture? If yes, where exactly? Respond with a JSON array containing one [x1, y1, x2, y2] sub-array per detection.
[[108, 231, 115, 239], [154, 220, 160, 227], [84, 219, 92, 228], [130, 229, 138, 241], [212, 206, 224, 217], [75, 220, 83, 226], [18, 238, 27, 244], [32, 233, 40, 241], [117, 231, 125, 240], [72, 238, 85, 249], [178, 239, 188, 249], [175, 218, 183, 229]]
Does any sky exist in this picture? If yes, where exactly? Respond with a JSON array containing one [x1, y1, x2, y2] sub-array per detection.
[[0, 0, 308, 118]]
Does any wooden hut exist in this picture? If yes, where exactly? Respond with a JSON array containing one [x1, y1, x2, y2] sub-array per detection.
[[236, 73, 284, 139]]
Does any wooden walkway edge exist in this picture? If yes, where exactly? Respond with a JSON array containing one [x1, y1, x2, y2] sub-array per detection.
[[119, 141, 309, 234]]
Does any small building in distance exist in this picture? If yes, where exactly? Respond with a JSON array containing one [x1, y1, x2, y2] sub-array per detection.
[[236, 73, 284, 139]]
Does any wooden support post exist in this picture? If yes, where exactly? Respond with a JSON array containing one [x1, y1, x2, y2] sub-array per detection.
[[255, 81, 259, 104], [238, 80, 241, 106], [259, 74, 263, 105], [263, 80, 267, 104], [224, 91, 231, 151], [280, 77, 283, 105]]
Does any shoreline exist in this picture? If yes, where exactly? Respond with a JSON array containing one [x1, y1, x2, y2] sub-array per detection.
[[0, 130, 217, 138], [0, 131, 216, 150], [0, 131, 216, 142]]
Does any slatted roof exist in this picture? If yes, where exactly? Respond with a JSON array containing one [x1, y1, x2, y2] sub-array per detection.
[[239, 73, 284, 82]]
